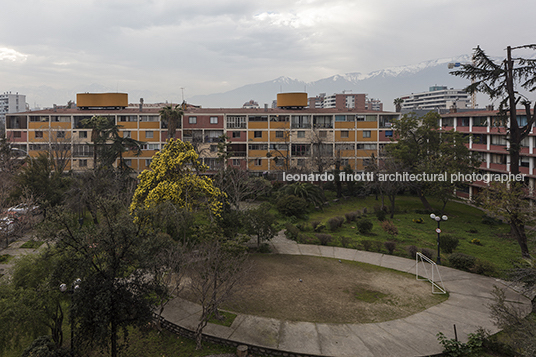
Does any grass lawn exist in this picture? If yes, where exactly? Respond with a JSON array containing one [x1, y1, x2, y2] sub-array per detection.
[[280, 194, 525, 276]]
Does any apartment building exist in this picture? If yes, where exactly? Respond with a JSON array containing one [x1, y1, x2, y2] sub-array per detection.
[[1, 92, 26, 124], [401, 86, 469, 111], [439, 110, 536, 199], [5, 92, 399, 176], [309, 92, 383, 111]]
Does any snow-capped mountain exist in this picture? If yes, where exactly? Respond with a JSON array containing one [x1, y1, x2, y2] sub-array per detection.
[[189, 54, 478, 111]]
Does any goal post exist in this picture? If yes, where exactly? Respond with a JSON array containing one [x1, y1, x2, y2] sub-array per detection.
[[416, 252, 447, 294]]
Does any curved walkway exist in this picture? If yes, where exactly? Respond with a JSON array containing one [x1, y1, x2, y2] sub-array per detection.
[[162, 234, 532, 357]]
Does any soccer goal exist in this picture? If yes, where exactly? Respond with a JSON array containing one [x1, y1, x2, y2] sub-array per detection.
[[416, 252, 447, 294]]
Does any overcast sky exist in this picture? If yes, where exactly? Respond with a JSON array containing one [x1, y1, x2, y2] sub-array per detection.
[[2, 0, 535, 107]]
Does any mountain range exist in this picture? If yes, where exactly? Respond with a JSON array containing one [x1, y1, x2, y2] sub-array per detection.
[[14, 54, 493, 112], [188, 54, 482, 111]]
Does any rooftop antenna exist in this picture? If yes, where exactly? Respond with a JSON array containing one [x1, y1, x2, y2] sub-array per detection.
[[180, 87, 185, 103]]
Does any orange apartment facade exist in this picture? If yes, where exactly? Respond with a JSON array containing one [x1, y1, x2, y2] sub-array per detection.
[[4, 93, 399, 176]]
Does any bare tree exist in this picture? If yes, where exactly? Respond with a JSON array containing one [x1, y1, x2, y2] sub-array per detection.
[[187, 240, 250, 350], [152, 242, 193, 330]]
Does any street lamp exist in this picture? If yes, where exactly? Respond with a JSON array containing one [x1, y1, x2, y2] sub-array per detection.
[[430, 213, 448, 265], [60, 278, 81, 357]]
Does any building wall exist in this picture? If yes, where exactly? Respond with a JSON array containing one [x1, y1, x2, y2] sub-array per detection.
[[5, 105, 399, 176]]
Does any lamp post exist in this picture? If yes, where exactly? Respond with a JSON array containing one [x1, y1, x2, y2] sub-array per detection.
[[430, 214, 448, 265], [60, 278, 81, 357]]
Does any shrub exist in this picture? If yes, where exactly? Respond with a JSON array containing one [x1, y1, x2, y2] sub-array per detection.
[[384, 241, 396, 254], [345, 211, 358, 223], [421, 248, 435, 260], [315, 233, 333, 246], [372, 241, 384, 252], [439, 234, 459, 254], [284, 222, 300, 241], [356, 218, 373, 234], [407, 245, 418, 259], [468, 228, 478, 234], [361, 240, 373, 251], [276, 194, 308, 218], [448, 253, 476, 272], [381, 220, 399, 235], [296, 222, 309, 232], [473, 259, 496, 276], [327, 216, 344, 231], [340, 236, 352, 248], [314, 223, 326, 232], [298, 233, 320, 245], [311, 221, 320, 230], [375, 209, 387, 222]]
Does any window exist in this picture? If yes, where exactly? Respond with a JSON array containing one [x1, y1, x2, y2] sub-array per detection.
[[145, 131, 153, 138], [473, 117, 487, 127], [254, 158, 262, 166], [291, 144, 310, 157], [119, 115, 137, 122], [57, 131, 65, 138], [491, 135, 507, 146], [79, 159, 88, 167], [296, 159, 305, 167], [35, 131, 43, 138], [384, 130, 393, 137], [520, 157, 530, 168], [210, 116, 218, 124], [357, 144, 377, 150], [318, 131, 327, 138], [140, 115, 158, 122], [253, 131, 262, 138], [248, 144, 268, 150], [341, 159, 349, 166], [291, 115, 311, 129], [341, 131, 349, 138], [473, 134, 487, 145], [210, 145, 218, 152], [362, 130, 371, 138], [227, 116, 247, 129], [491, 154, 507, 165], [275, 131, 284, 138], [232, 131, 241, 138], [79, 131, 88, 139], [123, 131, 131, 138], [297, 131, 305, 138], [123, 159, 132, 167], [13, 131, 21, 138], [232, 159, 241, 166], [145, 159, 152, 167], [143, 143, 160, 150], [188, 116, 197, 124]]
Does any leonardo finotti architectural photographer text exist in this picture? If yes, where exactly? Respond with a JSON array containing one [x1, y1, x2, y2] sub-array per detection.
[[282, 171, 526, 184]]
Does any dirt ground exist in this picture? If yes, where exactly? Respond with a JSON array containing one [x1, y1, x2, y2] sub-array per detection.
[[221, 254, 447, 324]]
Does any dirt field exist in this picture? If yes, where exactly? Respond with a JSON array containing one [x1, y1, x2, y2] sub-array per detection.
[[221, 254, 448, 324]]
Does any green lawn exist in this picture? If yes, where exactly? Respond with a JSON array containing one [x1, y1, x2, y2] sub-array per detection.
[[281, 194, 525, 276]]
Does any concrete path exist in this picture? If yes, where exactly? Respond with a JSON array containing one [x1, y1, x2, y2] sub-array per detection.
[[162, 233, 532, 357]]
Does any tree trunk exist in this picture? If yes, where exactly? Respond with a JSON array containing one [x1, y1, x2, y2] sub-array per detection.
[[417, 188, 433, 211], [111, 319, 118, 357], [510, 216, 531, 259]]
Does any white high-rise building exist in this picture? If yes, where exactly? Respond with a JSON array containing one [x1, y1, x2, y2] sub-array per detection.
[[1, 92, 27, 124], [401, 86, 469, 111]]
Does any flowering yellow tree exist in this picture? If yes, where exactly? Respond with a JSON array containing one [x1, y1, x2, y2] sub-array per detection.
[[130, 139, 224, 217]]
